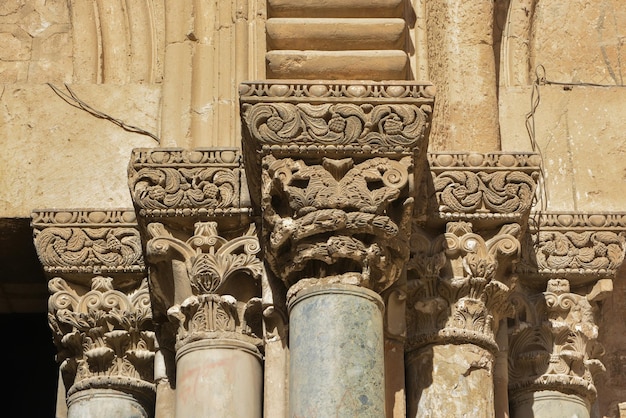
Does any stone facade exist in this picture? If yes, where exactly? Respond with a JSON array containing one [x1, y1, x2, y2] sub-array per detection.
[[2, 1, 626, 417]]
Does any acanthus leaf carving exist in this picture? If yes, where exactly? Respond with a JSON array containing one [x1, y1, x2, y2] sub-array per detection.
[[143, 220, 264, 350], [406, 222, 521, 353], [47, 276, 155, 398], [508, 278, 611, 403]]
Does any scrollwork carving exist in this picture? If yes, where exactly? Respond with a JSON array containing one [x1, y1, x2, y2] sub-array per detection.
[[32, 209, 145, 277], [429, 153, 540, 221], [243, 102, 430, 151], [519, 212, 626, 284]]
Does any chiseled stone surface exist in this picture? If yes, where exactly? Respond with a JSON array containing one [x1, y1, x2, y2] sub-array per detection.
[[3, 1, 626, 417], [288, 284, 385, 417]]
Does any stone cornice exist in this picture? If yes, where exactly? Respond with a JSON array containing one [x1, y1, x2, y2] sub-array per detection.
[[128, 148, 252, 220], [32, 209, 145, 280], [519, 211, 626, 286]]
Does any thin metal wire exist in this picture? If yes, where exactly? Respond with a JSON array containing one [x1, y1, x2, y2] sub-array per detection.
[[525, 65, 548, 213], [523, 64, 626, 218], [47, 83, 160, 143]]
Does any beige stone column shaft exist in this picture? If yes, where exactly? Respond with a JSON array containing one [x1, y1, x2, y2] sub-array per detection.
[[426, 0, 501, 151]]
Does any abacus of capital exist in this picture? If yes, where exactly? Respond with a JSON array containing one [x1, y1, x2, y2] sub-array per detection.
[[32, 82, 626, 418]]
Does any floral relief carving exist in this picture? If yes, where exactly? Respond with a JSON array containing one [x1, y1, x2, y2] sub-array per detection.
[[406, 222, 521, 353], [508, 279, 611, 403], [243, 102, 430, 151], [48, 276, 155, 398], [535, 231, 624, 272], [519, 212, 626, 283], [428, 152, 541, 221]]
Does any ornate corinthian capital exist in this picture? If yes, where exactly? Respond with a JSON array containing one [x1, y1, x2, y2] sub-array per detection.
[[145, 221, 264, 350], [509, 278, 612, 403], [407, 222, 522, 353], [240, 81, 435, 296], [48, 276, 155, 402]]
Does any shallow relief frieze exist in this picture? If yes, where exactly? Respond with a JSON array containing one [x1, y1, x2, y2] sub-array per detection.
[[519, 212, 626, 286], [32, 209, 145, 280]]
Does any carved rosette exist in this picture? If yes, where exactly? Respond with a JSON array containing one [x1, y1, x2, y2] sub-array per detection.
[[128, 148, 250, 218], [48, 276, 155, 400], [508, 278, 612, 403], [519, 212, 626, 286], [32, 210, 145, 279], [427, 152, 541, 225], [406, 222, 522, 353], [241, 81, 435, 296], [145, 221, 264, 350]]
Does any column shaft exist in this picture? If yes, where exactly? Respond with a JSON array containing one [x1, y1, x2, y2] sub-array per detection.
[[406, 344, 495, 418], [288, 284, 385, 417], [67, 389, 151, 418], [175, 340, 263, 418]]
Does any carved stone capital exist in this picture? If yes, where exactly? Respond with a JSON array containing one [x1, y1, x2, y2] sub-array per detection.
[[424, 152, 542, 227], [508, 278, 612, 403], [144, 220, 264, 351], [48, 276, 155, 401], [241, 81, 435, 295], [406, 222, 522, 353], [519, 212, 626, 286], [32, 209, 145, 283]]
